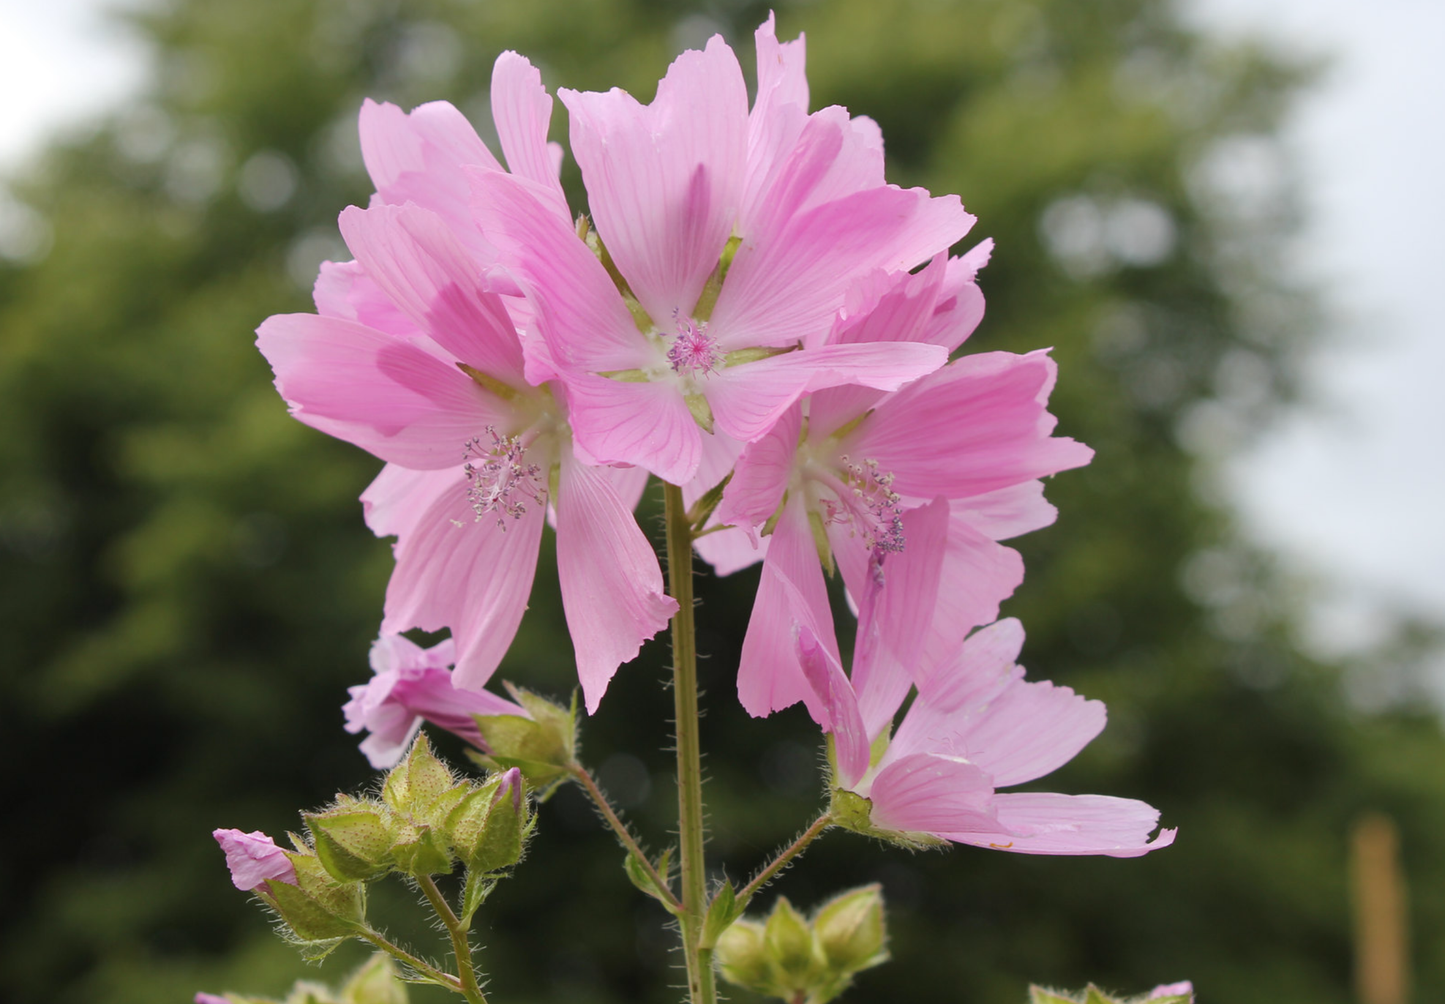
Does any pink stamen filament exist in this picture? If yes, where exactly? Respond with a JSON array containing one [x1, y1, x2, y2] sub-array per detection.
[[463, 428, 547, 530], [666, 317, 720, 378]]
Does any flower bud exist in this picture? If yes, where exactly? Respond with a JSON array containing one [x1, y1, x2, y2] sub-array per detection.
[[763, 896, 821, 988], [212, 828, 297, 891], [386, 820, 453, 877], [1029, 983, 1194, 1004], [812, 884, 887, 973], [471, 685, 577, 791], [258, 848, 366, 943], [305, 800, 399, 883], [466, 768, 531, 874], [714, 919, 770, 991], [381, 733, 456, 819]]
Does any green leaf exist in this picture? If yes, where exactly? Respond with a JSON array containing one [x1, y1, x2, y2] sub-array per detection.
[[624, 847, 680, 915], [701, 879, 744, 949]]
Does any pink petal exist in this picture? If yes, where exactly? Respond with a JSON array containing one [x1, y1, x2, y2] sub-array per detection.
[[555, 451, 679, 713], [313, 259, 425, 343], [796, 623, 869, 788], [361, 464, 458, 539], [256, 313, 504, 469], [715, 404, 800, 534], [565, 374, 702, 484], [867, 752, 1001, 836], [737, 496, 838, 720], [380, 472, 546, 689], [693, 523, 768, 576], [889, 619, 1024, 761], [912, 516, 1026, 680], [337, 203, 526, 384], [753, 13, 808, 116], [559, 35, 748, 323], [852, 350, 1094, 501], [742, 15, 809, 238], [358, 98, 501, 257], [952, 481, 1057, 541], [949, 674, 1106, 788], [922, 240, 993, 352], [469, 168, 650, 373], [945, 793, 1176, 857], [212, 828, 297, 890], [491, 51, 569, 219], [711, 185, 971, 351]]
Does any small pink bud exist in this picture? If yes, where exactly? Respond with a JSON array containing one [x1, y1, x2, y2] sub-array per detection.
[[1148, 983, 1194, 1000], [212, 827, 298, 891], [494, 767, 524, 813]]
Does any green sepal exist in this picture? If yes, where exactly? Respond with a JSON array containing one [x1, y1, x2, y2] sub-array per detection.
[[692, 235, 740, 322], [470, 685, 577, 792], [467, 783, 529, 875], [812, 884, 888, 974], [686, 472, 732, 531], [455, 362, 518, 401], [260, 852, 365, 942], [828, 786, 948, 851], [624, 846, 679, 915], [381, 734, 455, 819], [1084, 989, 1114, 1004], [714, 919, 770, 991], [724, 344, 798, 367], [700, 878, 744, 949], [306, 804, 397, 882], [1028, 991, 1079, 1004], [808, 507, 835, 575]]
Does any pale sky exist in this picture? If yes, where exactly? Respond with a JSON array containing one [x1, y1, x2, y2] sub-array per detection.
[[1, 0, 1441, 667]]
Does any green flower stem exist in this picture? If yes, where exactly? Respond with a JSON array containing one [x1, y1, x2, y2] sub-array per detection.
[[571, 762, 684, 914], [737, 812, 834, 908], [416, 873, 488, 1004], [663, 480, 717, 1004], [359, 928, 463, 993]]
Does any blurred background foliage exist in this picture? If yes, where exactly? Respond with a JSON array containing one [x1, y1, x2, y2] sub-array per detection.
[[1, 0, 1442, 1002]]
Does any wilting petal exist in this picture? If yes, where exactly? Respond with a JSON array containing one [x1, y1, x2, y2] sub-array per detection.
[[737, 496, 837, 720], [854, 350, 1093, 501], [945, 793, 1176, 857], [257, 313, 504, 468], [338, 203, 526, 384], [555, 451, 678, 712], [491, 51, 569, 219], [470, 168, 650, 374], [566, 374, 702, 484], [797, 623, 868, 788], [381, 473, 546, 689], [212, 829, 296, 891], [867, 753, 1001, 835], [560, 35, 748, 323]]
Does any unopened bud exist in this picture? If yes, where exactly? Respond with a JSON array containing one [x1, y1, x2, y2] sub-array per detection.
[[258, 849, 365, 942], [212, 828, 297, 891], [305, 800, 398, 882], [468, 768, 531, 874], [387, 820, 453, 877], [382, 733, 456, 819], [714, 919, 770, 990], [472, 686, 577, 790], [813, 884, 887, 973], [763, 896, 821, 987]]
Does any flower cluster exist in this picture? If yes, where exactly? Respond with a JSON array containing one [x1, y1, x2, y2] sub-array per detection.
[[251, 1, 1168, 871]]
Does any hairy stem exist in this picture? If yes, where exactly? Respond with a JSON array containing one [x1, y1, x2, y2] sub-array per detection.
[[738, 813, 834, 908], [359, 928, 463, 993], [664, 480, 716, 1004], [417, 874, 488, 1004], [572, 762, 683, 913]]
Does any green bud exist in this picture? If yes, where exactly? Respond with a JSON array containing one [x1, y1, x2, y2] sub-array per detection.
[[1028, 985, 1193, 1004], [259, 851, 365, 943], [813, 884, 888, 974], [714, 919, 771, 991], [764, 896, 821, 988], [469, 769, 531, 874], [471, 685, 578, 791], [338, 953, 409, 1004], [306, 802, 397, 882], [381, 734, 455, 819], [387, 820, 452, 877]]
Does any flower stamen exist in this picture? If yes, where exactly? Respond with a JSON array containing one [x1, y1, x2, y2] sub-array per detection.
[[463, 428, 547, 529], [666, 316, 720, 378]]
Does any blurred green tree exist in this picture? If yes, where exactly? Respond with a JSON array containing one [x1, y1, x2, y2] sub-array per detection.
[[2, 1, 1442, 1003]]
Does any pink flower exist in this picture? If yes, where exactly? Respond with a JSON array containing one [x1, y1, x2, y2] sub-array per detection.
[[212, 828, 297, 891], [1148, 983, 1195, 1000], [469, 18, 966, 485], [778, 551, 1172, 856], [709, 251, 1092, 720], [257, 53, 676, 710], [343, 634, 530, 768], [194, 995, 230, 1004]]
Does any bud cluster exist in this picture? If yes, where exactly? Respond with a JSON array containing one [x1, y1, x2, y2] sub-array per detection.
[[714, 885, 888, 1004], [1029, 983, 1195, 1004], [197, 953, 410, 1004]]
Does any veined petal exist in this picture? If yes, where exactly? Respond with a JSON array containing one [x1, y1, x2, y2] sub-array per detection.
[[555, 451, 678, 713], [560, 35, 748, 323], [912, 517, 1026, 681], [491, 51, 569, 219], [715, 404, 800, 534], [867, 752, 1001, 836], [338, 203, 526, 384], [737, 496, 838, 720], [952, 481, 1057, 541], [694, 523, 768, 576], [853, 350, 1094, 500], [361, 464, 457, 540], [922, 240, 993, 352], [950, 672, 1106, 787], [566, 374, 702, 484], [946, 793, 1175, 857], [469, 168, 651, 374], [888, 619, 1023, 761], [380, 472, 546, 689], [797, 623, 869, 788], [313, 259, 425, 344], [358, 98, 502, 256], [256, 313, 505, 468]]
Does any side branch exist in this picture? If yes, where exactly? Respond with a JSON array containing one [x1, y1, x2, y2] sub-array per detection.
[[738, 812, 834, 907], [571, 762, 683, 913]]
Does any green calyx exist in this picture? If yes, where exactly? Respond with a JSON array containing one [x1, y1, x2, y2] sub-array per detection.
[[1029, 986, 1193, 1004], [470, 684, 578, 793]]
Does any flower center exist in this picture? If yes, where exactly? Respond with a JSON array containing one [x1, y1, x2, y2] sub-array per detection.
[[463, 428, 547, 529], [666, 317, 720, 378], [821, 455, 906, 555]]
